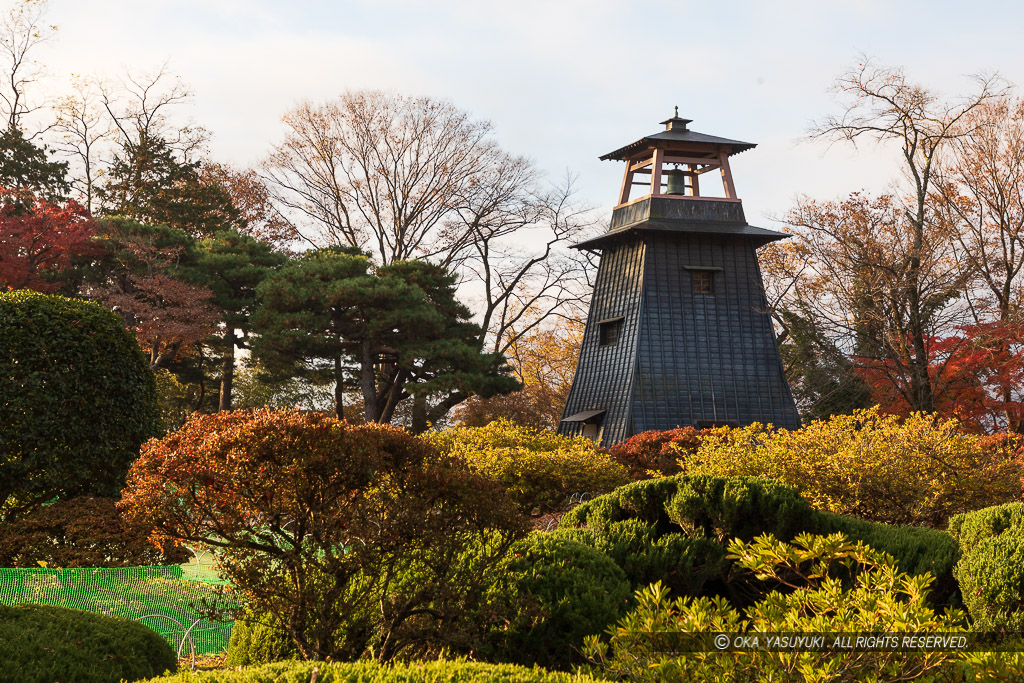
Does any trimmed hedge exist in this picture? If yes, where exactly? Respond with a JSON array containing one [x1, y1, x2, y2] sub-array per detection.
[[558, 474, 961, 607], [143, 660, 602, 682], [950, 503, 1024, 632], [484, 533, 631, 668], [0, 603, 176, 682], [0, 291, 158, 519]]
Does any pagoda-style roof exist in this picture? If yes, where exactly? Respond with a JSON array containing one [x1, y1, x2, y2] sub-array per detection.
[[599, 115, 756, 161]]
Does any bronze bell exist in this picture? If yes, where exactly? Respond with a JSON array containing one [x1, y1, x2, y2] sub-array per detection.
[[664, 168, 688, 195]]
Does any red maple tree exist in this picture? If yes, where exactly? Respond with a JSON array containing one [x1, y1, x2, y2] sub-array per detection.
[[0, 191, 98, 292]]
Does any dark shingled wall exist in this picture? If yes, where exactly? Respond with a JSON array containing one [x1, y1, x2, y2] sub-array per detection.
[[559, 240, 646, 445], [560, 210, 800, 446]]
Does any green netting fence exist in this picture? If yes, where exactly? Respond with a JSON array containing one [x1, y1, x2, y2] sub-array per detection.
[[0, 563, 239, 657]]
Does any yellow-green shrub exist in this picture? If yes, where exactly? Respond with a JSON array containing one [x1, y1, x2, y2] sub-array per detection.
[[425, 420, 629, 514], [678, 408, 1022, 527], [582, 533, 971, 683]]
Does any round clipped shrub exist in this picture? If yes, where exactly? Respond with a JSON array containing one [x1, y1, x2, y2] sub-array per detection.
[[950, 503, 1024, 632], [0, 603, 176, 682], [0, 291, 158, 519], [559, 474, 960, 608], [0, 496, 187, 567], [948, 502, 1024, 550], [424, 420, 629, 514], [485, 533, 630, 668], [142, 659, 602, 682]]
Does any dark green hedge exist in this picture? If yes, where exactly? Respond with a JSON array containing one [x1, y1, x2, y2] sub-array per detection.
[[558, 474, 960, 607], [144, 660, 600, 682], [0, 291, 157, 518], [0, 603, 176, 682]]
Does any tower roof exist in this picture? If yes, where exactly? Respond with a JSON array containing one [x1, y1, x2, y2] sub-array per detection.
[[599, 112, 756, 161]]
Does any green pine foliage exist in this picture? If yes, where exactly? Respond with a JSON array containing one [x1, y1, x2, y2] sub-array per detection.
[[252, 249, 517, 424], [483, 533, 631, 668], [0, 604, 176, 682], [0, 290, 158, 521]]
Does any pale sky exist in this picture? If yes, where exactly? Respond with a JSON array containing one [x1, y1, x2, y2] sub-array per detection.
[[34, 0, 1024, 227]]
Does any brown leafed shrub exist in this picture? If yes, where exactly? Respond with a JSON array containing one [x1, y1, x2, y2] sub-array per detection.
[[119, 409, 526, 662], [607, 427, 710, 479], [0, 496, 186, 568]]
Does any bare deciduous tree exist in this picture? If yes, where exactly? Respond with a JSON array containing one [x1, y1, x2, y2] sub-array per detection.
[[0, 0, 55, 134], [809, 57, 1005, 411], [263, 92, 597, 423], [53, 76, 110, 212]]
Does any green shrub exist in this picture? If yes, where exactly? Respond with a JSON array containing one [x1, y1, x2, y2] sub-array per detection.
[[425, 420, 629, 514], [143, 660, 602, 682], [484, 533, 630, 668], [680, 408, 1023, 528], [949, 503, 1024, 633], [0, 291, 158, 521], [225, 611, 301, 667], [582, 533, 969, 683], [558, 474, 960, 607], [0, 603, 176, 682], [948, 502, 1024, 549], [814, 511, 961, 606], [0, 496, 188, 567]]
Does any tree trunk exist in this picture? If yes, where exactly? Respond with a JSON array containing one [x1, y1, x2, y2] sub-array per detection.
[[411, 392, 428, 434], [334, 355, 345, 420], [361, 338, 378, 422], [218, 328, 235, 412]]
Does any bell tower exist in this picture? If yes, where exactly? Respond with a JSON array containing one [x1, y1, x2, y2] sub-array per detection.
[[558, 111, 800, 444]]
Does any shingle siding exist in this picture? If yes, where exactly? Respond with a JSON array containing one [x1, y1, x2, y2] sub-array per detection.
[[559, 200, 800, 446]]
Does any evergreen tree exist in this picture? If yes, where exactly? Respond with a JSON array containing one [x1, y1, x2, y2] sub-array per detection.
[[197, 229, 286, 410], [98, 133, 237, 237], [779, 310, 873, 421], [252, 249, 517, 426], [0, 127, 69, 205]]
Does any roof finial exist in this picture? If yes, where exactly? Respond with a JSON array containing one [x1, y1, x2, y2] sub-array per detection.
[[674, 105, 679, 118]]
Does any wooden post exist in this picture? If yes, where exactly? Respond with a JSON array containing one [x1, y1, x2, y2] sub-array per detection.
[[650, 149, 664, 197], [719, 153, 737, 199], [689, 163, 700, 197], [617, 163, 634, 205]]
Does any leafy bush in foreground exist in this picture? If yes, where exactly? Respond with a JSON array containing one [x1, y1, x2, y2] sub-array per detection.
[[678, 408, 1023, 528], [0, 603, 176, 682], [0, 290, 158, 521], [120, 409, 526, 662], [582, 534, 968, 683], [143, 660, 601, 682], [425, 420, 629, 514], [558, 474, 961, 607]]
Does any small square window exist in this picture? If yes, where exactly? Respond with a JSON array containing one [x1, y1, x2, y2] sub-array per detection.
[[598, 318, 622, 347], [692, 270, 714, 295]]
